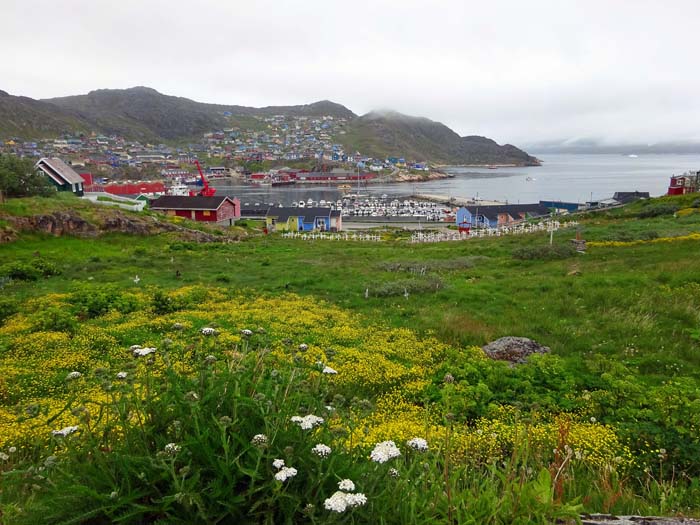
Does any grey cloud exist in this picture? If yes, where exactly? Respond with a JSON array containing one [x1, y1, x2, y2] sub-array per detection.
[[2, 0, 699, 145]]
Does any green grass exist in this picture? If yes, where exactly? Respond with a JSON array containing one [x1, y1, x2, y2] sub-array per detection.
[[1, 193, 700, 521], [3, 209, 699, 382]]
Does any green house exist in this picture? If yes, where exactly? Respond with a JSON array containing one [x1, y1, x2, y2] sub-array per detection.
[[35, 158, 84, 196]]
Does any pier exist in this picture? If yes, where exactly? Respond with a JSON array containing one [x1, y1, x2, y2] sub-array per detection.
[[410, 193, 506, 206]]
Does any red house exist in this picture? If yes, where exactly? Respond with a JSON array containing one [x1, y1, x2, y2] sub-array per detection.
[[149, 196, 241, 225]]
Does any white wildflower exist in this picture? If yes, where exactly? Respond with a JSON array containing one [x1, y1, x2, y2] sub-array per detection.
[[338, 479, 355, 491], [272, 458, 285, 469], [204, 355, 217, 364], [164, 443, 181, 455], [133, 347, 156, 357], [240, 329, 253, 336], [65, 371, 82, 381], [274, 466, 297, 482], [201, 327, 217, 336], [324, 491, 349, 513], [590, 416, 597, 423], [129, 344, 142, 351], [345, 493, 367, 507], [389, 467, 400, 478], [324, 491, 367, 512], [322, 366, 338, 375], [407, 437, 428, 451], [116, 372, 128, 380], [299, 343, 308, 351], [325, 405, 335, 412], [0, 452, 8, 461], [312, 443, 332, 458], [290, 414, 324, 430], [8, 446, 17, 453], [251, 434, 268, 447], [370, 440, 401, 463], [51, 426, 79, 438]]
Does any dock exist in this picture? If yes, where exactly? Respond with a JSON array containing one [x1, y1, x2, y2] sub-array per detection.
[[410, 194, 507, 207]]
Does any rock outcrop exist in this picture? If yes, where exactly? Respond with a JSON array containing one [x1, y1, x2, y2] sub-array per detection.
[[10, 211, 97, 236], [4, 210, 238, 243], [482, 336, 550, 364], [581, 515, 700, 525]]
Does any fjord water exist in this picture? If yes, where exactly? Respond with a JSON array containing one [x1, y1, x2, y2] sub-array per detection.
[[215, 154, 700, 205], [438, 153, 700, 203]]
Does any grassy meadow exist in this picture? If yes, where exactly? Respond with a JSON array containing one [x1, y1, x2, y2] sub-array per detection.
[[0, 193, 699, 523]]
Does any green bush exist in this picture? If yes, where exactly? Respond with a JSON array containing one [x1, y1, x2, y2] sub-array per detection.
[[512, 244, 576, 260], [0, 298, 18, 323], [638, 204, 679, 218], [152, 289, 180, 315], [0, 259, 61, 281], [33, 306, 77, 333], [69, 285, 141, 318], [368, 276, 444, 297]]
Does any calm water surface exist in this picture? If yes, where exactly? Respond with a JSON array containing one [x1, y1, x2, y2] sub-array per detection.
[[212, 154, 700, 206]]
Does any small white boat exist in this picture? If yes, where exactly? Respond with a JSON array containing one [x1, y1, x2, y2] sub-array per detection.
[[628, 154, 638, 158], [525, 176, 536, 182]]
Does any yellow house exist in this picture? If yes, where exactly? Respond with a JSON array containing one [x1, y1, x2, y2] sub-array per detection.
[[266, 212, 300, 232]]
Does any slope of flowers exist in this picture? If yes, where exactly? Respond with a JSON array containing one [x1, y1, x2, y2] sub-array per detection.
[[588, 231, 700, 247], [0, 286, 629, 468]]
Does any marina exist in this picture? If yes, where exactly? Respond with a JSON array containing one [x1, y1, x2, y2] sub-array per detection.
[[213, 154, 700, 208]]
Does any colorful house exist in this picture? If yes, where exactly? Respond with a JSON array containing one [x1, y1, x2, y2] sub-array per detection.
[[150, 196, 240, 225], [266, 207, 342, 232], [455, 204, 550, 229], [668, 171, 699, 195], [35, 157, 85, 196]]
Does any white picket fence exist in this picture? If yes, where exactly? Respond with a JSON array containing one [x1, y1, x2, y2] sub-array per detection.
[[410, 220, 578, 243], [281, 232, 382, 242]]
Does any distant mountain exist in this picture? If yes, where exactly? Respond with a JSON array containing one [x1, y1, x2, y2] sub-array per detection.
[[0, 90, 88, 137], [44, 87, 356, 140], [1, 87, 536, 166], [527, 139, 700, 155], [340, 111, 539, 166]]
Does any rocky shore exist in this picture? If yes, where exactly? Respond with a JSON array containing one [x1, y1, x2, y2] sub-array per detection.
[[375, 170, 453, 183]]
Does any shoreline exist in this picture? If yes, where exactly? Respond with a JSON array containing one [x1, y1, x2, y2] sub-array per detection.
[[435, 162, 542, 169]]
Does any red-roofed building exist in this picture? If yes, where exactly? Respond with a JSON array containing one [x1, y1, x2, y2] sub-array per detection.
[[150, 196, 241, 225]]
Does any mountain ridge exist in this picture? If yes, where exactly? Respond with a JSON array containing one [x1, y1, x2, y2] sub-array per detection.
[[342, 111, 539, 165], [2, 86, 537, 165]]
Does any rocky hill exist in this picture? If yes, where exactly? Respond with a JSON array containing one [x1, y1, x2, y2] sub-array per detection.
[[1, 87, 537, 165], [340, 111, 539, 166], [0, 90, 88, 138], [45, 88, 356, 140]]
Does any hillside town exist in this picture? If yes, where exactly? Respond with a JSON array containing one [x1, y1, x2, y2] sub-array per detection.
[[0, 112, 430, 186]]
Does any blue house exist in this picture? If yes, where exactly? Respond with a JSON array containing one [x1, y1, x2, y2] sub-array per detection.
[[455, 204, 550, 229]]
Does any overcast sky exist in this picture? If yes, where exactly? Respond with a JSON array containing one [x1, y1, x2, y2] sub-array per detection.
[[3, 0, 699, 146]]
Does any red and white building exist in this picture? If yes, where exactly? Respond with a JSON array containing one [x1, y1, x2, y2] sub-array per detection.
[[668, 171, 700, 195]]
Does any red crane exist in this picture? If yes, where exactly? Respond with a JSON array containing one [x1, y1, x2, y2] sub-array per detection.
[[189, 160, 217, 197]]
